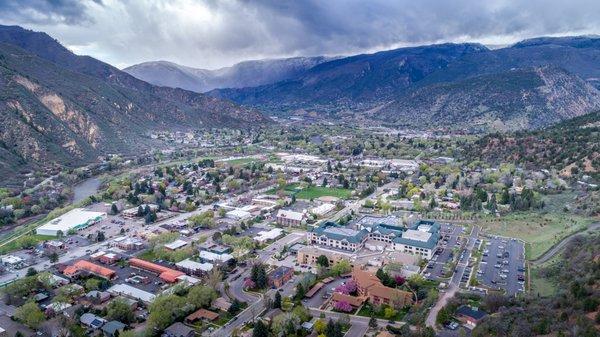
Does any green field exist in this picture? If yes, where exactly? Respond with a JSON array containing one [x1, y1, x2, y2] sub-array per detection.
[[268, 183, 352, 200], [479, 212, 593, 260], [220, 157, 263, 166]]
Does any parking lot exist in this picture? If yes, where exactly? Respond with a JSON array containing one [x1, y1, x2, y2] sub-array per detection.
[[425, 224, 465, 280], [476, 236, 525, 295]]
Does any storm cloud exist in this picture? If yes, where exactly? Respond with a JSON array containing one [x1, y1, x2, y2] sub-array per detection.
[[0, 0, 599, 69]]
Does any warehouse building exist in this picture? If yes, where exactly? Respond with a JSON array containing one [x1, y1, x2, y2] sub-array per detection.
[[36, 208, 106, 236]]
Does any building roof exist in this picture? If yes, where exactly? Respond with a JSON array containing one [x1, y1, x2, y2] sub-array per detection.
[[456, 305, 487, 320], [310, 203, 335, 215], [176, 259, 213, 272], [101, 321, 126, 335], [164, 239, 188, 250], [312, 221, 368, 244], [305, 282, 324, 298], [108, 283, 156, 303], [164, 322, 195, 337], [80, 313, 105, 328], [352, 267, 413, 304], [37, 208, 106, 234], [277, 209, 305, 221], [255, 228, 284, 242], [198, 250, 233, 263], [65, 260, 116, 279], [268, 266, 293, 280], [331, 292, 365, 307], [186, 308, 219, 322], [129, 258, 184, 283]]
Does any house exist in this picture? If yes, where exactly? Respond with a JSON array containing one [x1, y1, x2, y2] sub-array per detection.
[[86, 290, 111, 304], [162, 322, 195, 337], [352, 267, 413, 308], [276, 209, 306, 226], [164, 239, 188, 251], [267, 266, 294, 288], [102, 321, 126, 337], [185, 308, 219, 323], [80, 313, 106, 329], [212, 297, 232, 312], [455, 305, 487, 328]]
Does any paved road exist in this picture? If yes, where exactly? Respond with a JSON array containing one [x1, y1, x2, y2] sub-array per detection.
[[426, 226, 479, 329], [532, 222, 600, 266]]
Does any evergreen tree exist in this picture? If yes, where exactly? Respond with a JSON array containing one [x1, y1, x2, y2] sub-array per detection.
[[252, 320, 268, 337], [272, 291, 281, 309]]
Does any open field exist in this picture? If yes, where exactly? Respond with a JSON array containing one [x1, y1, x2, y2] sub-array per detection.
[[478, 212, 595, 260], [268, 183, 352, 200], [529, 254, 561, 297]]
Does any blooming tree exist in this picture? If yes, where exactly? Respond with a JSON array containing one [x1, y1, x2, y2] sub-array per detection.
[[333, 300, 353, 313]]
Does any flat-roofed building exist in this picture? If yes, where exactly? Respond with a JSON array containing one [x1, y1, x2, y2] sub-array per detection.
[[276, 209, 306, 226], [175, 259, 213, 275], [128, 258, 184, 283], [36, 208, 106, 236], [108, 284, 156, 303]]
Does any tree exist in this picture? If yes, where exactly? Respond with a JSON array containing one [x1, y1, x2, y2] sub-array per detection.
[[147, 295, 186, 332], [295, 282, 306, 300], [368, 315, 377, 328], [187, 285, 217, 309], [26, 267, 37, 277], [85, 278, 102, 291], [111, 203, 119, 215], [333, 300, 352, 312], [250, 264, 268, 289], [96, 231, 105, 242], [331, 260, 351, 276], [15, 301, 45, 329], [228, 299, 242, 315], [107, 298, 135, 324], [316, 255, 329, 268], [273, 291, 282, 309], [252, 320, 268, 337]]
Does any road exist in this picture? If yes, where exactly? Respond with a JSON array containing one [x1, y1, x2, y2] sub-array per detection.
[[532, 222, 600, 266], [425, 226, 479, 329]]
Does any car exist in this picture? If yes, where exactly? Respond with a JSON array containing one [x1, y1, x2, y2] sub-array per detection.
[[502, 269, 509, 273], [445, 322, 459, 330], [494, 264, 501, 268]]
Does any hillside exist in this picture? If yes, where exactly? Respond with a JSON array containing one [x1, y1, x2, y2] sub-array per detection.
[[206, 36, 600, 129], [124, 56, 332, 92], [209, 43, 488, 114], [378, 66, 600, 130], [463, 111, 600, 176], [0, 25, 269, 182]]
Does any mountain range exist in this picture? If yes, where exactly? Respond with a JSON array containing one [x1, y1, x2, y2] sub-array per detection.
[[124, 56, 333, 92], [0, 25, 269, 182], [127, 35, 600, 131]]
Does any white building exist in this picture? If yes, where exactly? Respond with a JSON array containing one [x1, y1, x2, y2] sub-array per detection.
[[108, 283, 156, 303], [276, 210, 306, 226], [310, 203, 336, 216], [164, 239, 188, 251], [36, 208, 106, 236], [255, 228, 284, 243], [175, 259, 213, 275], [225, 209, 252, 221], [198, 250, 234, 263]]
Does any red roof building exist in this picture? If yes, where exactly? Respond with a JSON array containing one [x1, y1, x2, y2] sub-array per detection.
[[63, 260, 117, 280], [129, 258, 184, 283]]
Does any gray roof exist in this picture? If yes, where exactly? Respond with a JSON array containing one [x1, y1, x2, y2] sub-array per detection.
[[312, 222, 369, 243], [102, 321, 126, 335]]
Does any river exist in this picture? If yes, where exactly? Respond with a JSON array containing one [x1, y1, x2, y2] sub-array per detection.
[[72, 177, 101, 204]]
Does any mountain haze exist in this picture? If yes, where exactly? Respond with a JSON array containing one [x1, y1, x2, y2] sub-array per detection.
[[124, 56, 333, 92]]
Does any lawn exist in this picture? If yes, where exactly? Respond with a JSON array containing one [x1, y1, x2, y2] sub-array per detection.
[[478, 212, 594, 260], [267, 183, 352, 200], [220, 157, 263, 166], [0, 234, 56, 254]]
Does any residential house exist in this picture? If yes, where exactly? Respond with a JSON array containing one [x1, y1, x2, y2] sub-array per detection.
[[162, 322, 195, 337]]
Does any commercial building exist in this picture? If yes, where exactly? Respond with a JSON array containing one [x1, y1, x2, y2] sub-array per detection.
[[164, 239, 188, 251], [108, 283, 156, 303], [198, 250, 234, 264], [255, 228, 284, 243], [276, 209, 306, 226], [310, 203, 336, 217], [63, 260, 117, 280], [36, 208, 106, 236], [267, 266, 294, 288], [455, 306, 488, 328], [175, 259, 213, 275], [296, 246, 350, 266], [308, 222, 369, 252], [129, 258, 185, 283]]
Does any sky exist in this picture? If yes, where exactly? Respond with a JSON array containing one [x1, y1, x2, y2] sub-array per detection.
[[0, 0, 599, 70]]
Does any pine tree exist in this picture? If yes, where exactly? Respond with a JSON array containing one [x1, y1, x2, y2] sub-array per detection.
[[252, 320, 268, 337], [272, 291, 281, 309]]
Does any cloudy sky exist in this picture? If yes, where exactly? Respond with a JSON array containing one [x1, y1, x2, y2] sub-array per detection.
[[1, 0, 599, 70]]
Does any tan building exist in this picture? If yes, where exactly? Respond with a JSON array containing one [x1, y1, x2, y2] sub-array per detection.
[[352, 266, 413, 308], [297, 246, 349, 266]]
